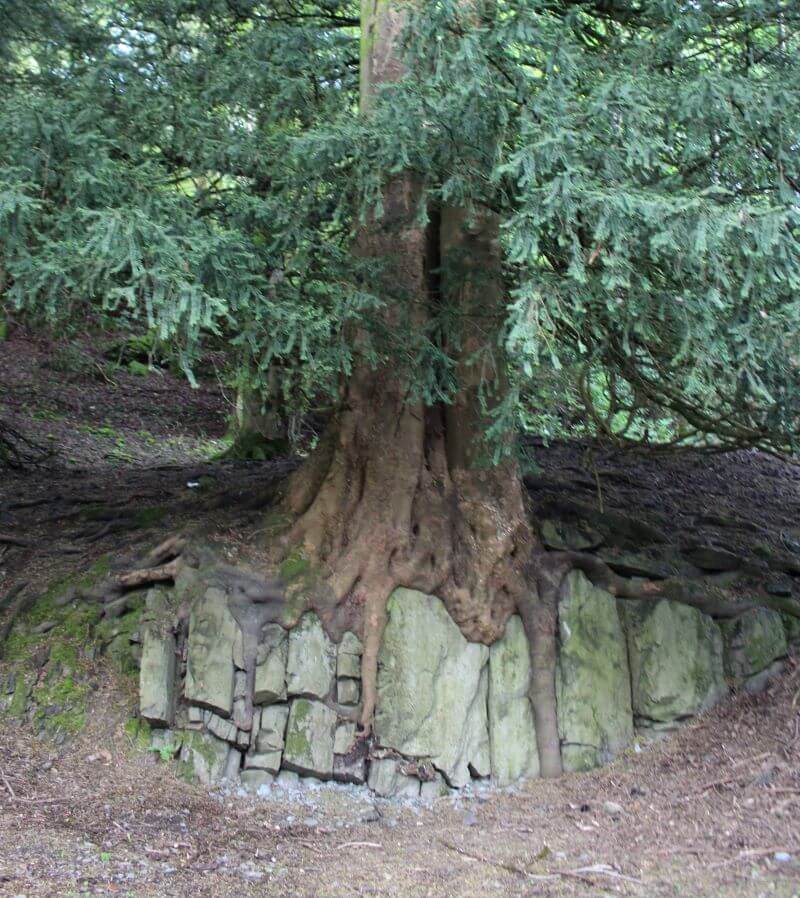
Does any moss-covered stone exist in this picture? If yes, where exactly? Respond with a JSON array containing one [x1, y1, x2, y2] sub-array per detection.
[[178, 730, 231, 785], [780, 612, 800, 647], [720, 608, 788, 679], [621, 600, 727, 724], [488, 615, 539, 785], [556, 572, 633, 772], [282, 698, 336, 778]]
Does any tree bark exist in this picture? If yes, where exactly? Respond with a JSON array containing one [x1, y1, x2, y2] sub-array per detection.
[[276, 0, 541, 740]]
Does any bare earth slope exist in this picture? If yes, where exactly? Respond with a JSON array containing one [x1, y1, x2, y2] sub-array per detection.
[[1, 329, 799, 897]]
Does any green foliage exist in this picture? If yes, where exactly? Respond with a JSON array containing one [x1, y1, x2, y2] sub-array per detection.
[[2, 0, 800, 452]]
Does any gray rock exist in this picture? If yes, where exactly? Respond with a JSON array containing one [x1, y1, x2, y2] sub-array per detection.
[[337, 678, 360, 706], [253, 624, 288, 704], [185, 588, 238, 717], [256, 704, 289, 752], [684, 545, 741, 572], [419, 773, 449, 802], [337, 631, 363, 679], [223, 747, 242, 780], [375, 588, 490, 788], [621, 600, 727, 723], [286, 613, 335, 699], [232, 697, 250, 731], [556, 572, 633, 772], [275, 770, 300, 790], [139, 622, 177, 727], [721, 608, 788, 679], [187, 705, 205, 725], [245, 750, 282, 774], [334, 721, 357, 755], [333, 754, 367, 785], [367, 758, 420, 799], [602, 800, 624, 817], [742, 659, 785, 694], [206, 712, 238, 743], [241, 769, 274, 791], [234, 671, 247, 700], [179, 731, 230, 785], [596, 550, 677, 580], [283, 698, 336, 778], [488, 615, 539, 785]]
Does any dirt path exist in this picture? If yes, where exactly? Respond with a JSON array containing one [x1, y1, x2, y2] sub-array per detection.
[[0, 664, 798, 898]]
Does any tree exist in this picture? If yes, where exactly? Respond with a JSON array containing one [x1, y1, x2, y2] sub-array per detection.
[[2, 0, 800, 775]]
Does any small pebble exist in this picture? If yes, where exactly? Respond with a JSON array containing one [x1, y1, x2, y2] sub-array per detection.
[[602, 800, 624, 816]]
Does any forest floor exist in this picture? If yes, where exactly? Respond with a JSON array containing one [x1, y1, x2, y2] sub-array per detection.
[[1, 328, 799, 898]]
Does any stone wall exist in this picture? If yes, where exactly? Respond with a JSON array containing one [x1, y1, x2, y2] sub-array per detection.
[[138, 570, 797, 797]]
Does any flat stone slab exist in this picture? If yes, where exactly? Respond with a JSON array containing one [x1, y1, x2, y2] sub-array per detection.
[[557, 572, 633, 772], [488, 615, 539, 785], [337, 631, 363, 679], [139, 622, 176, 727], [622, 599, 727, 723], [375, 588, 490, 788], [185, 588, 238, 717], [282, 698, 336, 778], [286, 613, 335, 699]]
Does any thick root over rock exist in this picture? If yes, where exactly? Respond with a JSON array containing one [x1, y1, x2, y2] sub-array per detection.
[[280, 388, 532, 734]]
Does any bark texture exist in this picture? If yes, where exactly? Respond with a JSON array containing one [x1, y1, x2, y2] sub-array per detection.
[[267, 2, 577, 779]]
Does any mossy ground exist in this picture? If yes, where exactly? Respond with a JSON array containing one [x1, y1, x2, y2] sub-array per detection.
[[0, 557, 138, 736]]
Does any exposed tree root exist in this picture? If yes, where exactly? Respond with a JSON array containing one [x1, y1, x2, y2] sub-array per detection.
[[0, 419, 50, 470], [557, 550, 800, 620], [280, 391, 532, 736], [0, 533, 31, 548], [115, 559, 180, 590], [0, 584, 33, 659]]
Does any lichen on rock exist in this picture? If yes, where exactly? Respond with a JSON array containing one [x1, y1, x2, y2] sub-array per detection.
[[556, 572, 633, 772], [374, 588, 490, 788], [488, 615, 539, 785], [621, 599, 727, 726], [720, 608, 788, 680]]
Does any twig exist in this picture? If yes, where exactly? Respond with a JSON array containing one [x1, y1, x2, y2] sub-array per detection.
[[0, 767, 16, 799], [115, 558, 179, 589], [438, 839, 644, 886], [0, 533, 30, 547], [336, 841, 382, 850], [709, 846, 800, 869]]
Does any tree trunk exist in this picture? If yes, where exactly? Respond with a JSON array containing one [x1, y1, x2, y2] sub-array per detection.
[[226, 366, 289, 460], [273, 0, 562, 777]]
